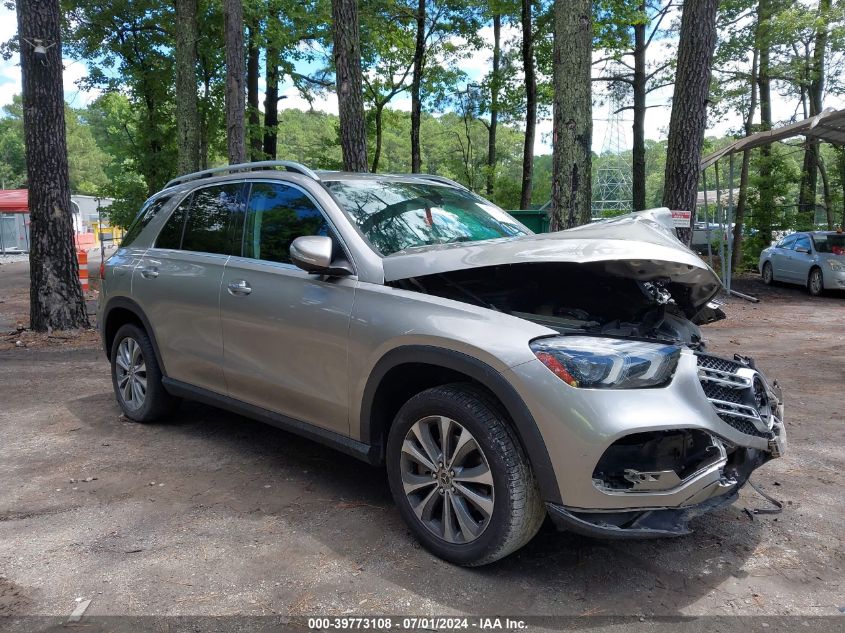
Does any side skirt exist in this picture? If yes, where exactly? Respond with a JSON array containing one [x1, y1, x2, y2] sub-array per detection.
[[162, 378, 381, 465]]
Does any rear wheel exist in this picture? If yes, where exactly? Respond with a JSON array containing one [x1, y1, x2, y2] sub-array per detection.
[[386, 384, 545, 566], [110, 323, 179, 422], [762, 261, 773, 285], [808, 267, 824, 296]]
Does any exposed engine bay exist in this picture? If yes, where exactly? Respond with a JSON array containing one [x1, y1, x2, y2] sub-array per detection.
[[390, 262, 725, 350]]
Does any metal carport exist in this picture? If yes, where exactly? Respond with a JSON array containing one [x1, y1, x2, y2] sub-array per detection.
[[698, 108, 845, 293]]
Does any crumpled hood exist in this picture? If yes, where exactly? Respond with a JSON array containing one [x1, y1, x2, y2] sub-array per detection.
[[382, 208, 723, 314]]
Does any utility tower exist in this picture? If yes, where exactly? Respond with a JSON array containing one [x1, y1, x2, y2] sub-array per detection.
[[592, 103, 633, 217]]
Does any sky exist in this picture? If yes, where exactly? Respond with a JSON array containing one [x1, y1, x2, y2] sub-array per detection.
[[1, 5, 843, 157]]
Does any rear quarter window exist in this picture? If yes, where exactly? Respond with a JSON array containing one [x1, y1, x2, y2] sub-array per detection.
[[120, 196, 171, 248]]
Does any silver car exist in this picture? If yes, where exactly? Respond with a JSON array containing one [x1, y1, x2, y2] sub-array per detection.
[[98, 161, 786, 566], [759, 230, 845, 296]]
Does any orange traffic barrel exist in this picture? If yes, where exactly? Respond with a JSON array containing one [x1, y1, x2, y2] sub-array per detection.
[[77, 250, 89, 292]]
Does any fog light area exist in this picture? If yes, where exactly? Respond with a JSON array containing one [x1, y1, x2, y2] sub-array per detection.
[[593, 430, 726, 492]]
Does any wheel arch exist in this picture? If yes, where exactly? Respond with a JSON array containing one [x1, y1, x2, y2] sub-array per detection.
[[102, 297, 167, 375], [360, 345, 562, 504]]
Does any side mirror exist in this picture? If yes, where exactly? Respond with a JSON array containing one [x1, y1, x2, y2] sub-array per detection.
[[290, 235, 353, 276]]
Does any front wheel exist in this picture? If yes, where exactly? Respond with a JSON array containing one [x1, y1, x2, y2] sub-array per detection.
[[762, 261, 773, 285], [808, 267, 824, 297], [386, 384, 545, 566]]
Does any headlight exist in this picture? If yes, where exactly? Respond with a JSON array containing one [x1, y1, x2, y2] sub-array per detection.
[[825, 259, 845, 272], [530, 336, 681, 389]]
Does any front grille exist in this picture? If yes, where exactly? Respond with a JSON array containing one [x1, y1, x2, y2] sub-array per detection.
[[696, 353, 775, 438], [719, 414, 770, 438], [697, 353, 743, 374], [701, 381, 744, 404]]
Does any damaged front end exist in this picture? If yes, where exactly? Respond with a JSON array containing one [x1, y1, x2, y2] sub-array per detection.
[[382, 209, 785, 538], [388, 261, 724, 351], [542, 348, 786, 538]]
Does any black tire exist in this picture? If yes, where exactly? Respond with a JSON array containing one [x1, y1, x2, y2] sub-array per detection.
[[762, 261, 774, 285], [110, 323, 179, 422], [808, 267, 824, 297], [386, 383, 545, 566]]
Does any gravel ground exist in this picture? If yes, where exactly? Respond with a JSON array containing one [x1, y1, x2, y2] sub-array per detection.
[[0, 254, 30, 265], [0, 264, 843, 624]]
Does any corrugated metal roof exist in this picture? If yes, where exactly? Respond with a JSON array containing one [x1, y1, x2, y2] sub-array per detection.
[[700, 108, 845, 169], [0, 189, 28, 213]]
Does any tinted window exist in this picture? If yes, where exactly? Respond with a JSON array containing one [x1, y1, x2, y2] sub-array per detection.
[[182, 183, 245, 255], [794, 235, 812, 252], [812, 233, 845, 254], [244, 183, 329, 264], [156, 194, 191, 249], [779, 235, 797, 250], [121, 195, 171, 248]]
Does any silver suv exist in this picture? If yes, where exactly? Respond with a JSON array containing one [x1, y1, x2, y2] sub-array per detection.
[[99, 161, 786, 566]]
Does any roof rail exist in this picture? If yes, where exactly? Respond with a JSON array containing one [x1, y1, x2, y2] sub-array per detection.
[[164, 160, 320, 189]]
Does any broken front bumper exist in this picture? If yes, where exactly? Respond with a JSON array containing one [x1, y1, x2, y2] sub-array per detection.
[[506, 348, 786, 530], [546, 446, 770, 538]]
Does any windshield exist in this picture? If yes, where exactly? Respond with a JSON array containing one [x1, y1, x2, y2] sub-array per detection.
[[812, 233, 845, 255], [324, 179, 530, 256]]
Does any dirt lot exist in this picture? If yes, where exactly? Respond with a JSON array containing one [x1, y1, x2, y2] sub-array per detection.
[[0, 260, 843, 624]]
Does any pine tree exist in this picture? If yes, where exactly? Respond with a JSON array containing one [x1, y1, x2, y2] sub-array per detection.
[[16, 0, 89, 330], [551, 0, 593, 230]]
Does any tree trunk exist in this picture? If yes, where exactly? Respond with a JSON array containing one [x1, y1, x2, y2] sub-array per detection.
[[247, 25, 262, 161], [332, 0, 369, 171], [757, 0, 774, 243], [16, 0, 88, 331], [224, 0, 246, 165], [797, 0, 829, 223], [731, 47, 758, 272], [263, 46, 280, 159], [818, 154, 833, 230], [371, 104, 384, 172], [550, 0, 592, 231], [837, 147, 845, 227], [661, 0, 718, 245], [632, 3, 646, 211], [486, 14, 501, 197], [410, 0, 426, 173], [175, 0, 200, 175], [519, 0, 536, 210]]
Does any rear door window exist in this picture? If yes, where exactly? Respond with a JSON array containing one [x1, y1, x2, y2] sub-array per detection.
[[182, 183, 246, 255], [156, 194, 191, 249], [243, 182, 330, 264]]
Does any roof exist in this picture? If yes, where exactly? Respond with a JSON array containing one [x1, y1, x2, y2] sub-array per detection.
[[701, 108, 845, 169], [0, 190, 116, 214], [0, 189, 28, 213]]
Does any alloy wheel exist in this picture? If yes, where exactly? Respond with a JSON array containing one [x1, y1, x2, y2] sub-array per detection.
[[762, 263, 772, 284], [399, 416, 495, 544], [115, 337, 147, 409]]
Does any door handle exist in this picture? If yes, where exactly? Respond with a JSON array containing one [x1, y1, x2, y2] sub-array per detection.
[[140, 267, 159, 279], [227, 279, 252, 296]]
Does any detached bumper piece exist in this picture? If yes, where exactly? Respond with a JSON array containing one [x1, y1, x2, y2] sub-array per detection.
[[546, 493, 738, 539], [553, 447, 769, 539]]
